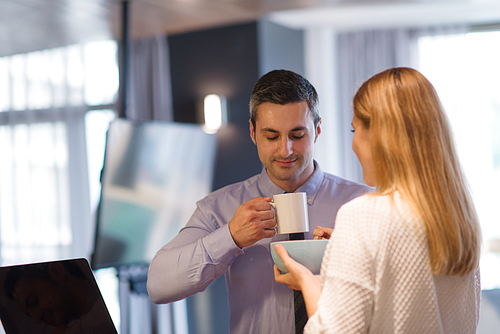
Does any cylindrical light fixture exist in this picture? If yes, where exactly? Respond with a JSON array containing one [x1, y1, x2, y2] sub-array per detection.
[[203, 94, 227, 133]]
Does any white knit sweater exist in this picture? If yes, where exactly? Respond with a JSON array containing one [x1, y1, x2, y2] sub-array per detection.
[[305, 193, 481, 334]]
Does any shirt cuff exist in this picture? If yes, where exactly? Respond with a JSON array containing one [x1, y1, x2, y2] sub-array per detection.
[[205, 224, 245, 265]]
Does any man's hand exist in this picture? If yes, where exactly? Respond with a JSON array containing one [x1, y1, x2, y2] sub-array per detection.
[[228, 197, 276, 248], [313, 225, 333, 240]]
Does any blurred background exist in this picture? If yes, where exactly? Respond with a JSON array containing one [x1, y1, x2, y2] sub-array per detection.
[[0, 0, 500, 333]]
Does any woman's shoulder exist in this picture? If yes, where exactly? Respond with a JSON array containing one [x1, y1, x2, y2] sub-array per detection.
[[339, 193, 394, 215], [337, 192, 417, 231], [334, 193, 426, 262]]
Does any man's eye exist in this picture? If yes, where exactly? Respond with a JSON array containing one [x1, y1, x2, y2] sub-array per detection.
[[351, 128, 355, 133], [267, 137, 278, 141], [291, 134, 305, 140]]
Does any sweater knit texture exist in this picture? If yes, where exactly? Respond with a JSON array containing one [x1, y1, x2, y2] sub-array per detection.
[[304, 193, 480, 334]]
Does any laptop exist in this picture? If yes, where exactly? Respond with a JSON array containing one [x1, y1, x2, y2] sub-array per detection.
[[0, 258, 118, 334]]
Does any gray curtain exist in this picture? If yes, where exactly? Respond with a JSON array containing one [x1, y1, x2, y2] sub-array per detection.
[[127, 35, 174, 122], [337, 28, 419, 184], [336, 26, 467, 184]]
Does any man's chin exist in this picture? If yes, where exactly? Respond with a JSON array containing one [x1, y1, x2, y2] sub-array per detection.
[[268, 167, 300, 182]]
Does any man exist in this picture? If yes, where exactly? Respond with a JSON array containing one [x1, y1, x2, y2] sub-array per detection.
[[147, 70, 370, 333]]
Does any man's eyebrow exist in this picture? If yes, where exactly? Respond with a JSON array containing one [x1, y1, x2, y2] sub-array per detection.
[[260, 126, 307, 133], [260, 128, 279, 133]]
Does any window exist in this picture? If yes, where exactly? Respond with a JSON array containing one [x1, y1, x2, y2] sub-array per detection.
[[418, 30, 500, 289], [0, 122, 71, 263], [0, 41, 118, 266]]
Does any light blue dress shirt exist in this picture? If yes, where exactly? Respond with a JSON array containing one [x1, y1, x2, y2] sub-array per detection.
[[147, 161, 371, 334]]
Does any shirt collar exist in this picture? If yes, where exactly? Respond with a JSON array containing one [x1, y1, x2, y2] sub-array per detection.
[[258, 160, 324, 206]]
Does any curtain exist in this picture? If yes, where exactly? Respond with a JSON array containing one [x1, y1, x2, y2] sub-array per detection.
[[335, 26, 468, 184], [0, 46, 94, 265], [336, 28, 419, 184], [0, 40, 122, 266], [127, 35, 174, 122]]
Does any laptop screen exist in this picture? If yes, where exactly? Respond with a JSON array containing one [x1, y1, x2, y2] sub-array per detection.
[[0, 258, 118, 334]]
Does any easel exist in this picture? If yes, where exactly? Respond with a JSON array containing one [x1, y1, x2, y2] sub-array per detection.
[[117, 265, 189, 334]]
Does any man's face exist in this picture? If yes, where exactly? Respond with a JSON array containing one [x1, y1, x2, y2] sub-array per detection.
[[250, 101, 321, 192]]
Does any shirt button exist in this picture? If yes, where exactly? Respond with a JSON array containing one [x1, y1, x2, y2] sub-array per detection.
[[234, 253, 239, 257], [307, 198, 312, 203]]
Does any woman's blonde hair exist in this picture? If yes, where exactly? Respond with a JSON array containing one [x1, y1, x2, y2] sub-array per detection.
[[353, 67, 481, 276]]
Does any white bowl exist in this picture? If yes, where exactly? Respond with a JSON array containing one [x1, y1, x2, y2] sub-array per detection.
[[270, 239, 328, 275]]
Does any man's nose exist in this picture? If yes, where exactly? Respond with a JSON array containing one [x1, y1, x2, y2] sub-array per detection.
[[278, 138, 293, 157]]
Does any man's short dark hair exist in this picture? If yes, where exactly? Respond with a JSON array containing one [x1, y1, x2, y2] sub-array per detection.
[[249, 69, 320, 130]]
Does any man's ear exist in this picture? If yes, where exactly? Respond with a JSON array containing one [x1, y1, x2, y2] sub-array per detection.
[[314, 118, 322, 143], [249, 120, 256, 145]]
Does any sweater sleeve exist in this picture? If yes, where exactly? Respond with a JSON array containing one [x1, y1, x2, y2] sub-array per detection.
[[305, 196, 376, 333]]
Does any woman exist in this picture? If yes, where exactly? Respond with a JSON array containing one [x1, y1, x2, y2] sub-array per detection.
[[274, 67, 481, 333]]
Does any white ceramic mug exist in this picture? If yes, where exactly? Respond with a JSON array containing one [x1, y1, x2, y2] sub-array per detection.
[[270, 192, 309, 234]]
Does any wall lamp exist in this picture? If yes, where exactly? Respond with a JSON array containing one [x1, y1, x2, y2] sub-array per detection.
[[203, 94, 227, 134]]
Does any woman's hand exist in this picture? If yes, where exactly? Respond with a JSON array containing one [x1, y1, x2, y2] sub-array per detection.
[[273, 244, 315, 291], [273, 244, 322, 317], [313, 226, 333, 240]]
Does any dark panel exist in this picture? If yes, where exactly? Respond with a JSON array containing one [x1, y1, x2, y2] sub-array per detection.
[[169, 22, 262, 191]]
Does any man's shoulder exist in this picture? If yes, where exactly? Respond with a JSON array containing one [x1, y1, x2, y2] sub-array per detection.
[[212, 174, 261, 195], [321, 172, 372, 193], [310, 172, 371, 208], [199, 173, 262, 205]]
